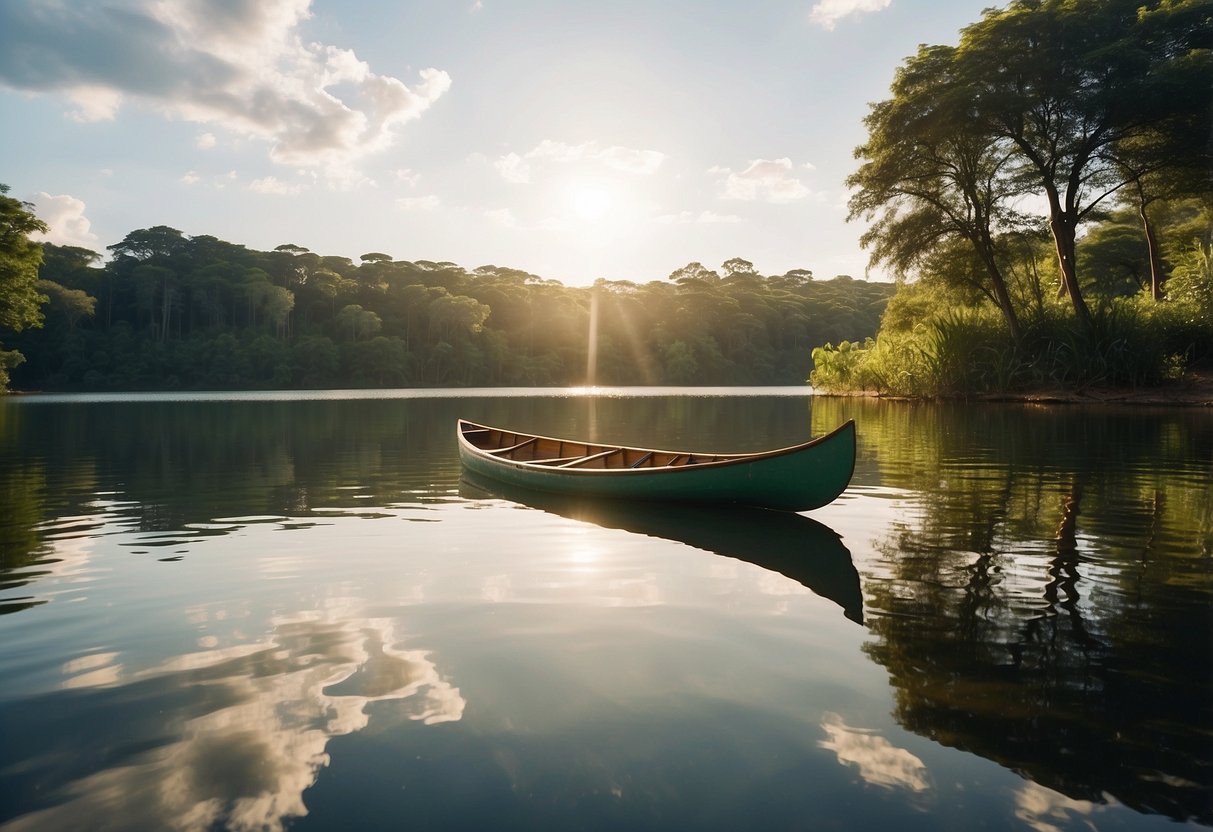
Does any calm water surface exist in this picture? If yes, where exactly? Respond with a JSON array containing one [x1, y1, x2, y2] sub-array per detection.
[[1, 389, 1210, 831]]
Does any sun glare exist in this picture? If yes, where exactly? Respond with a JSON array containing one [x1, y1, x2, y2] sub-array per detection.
[[572, 186, 612, 222]]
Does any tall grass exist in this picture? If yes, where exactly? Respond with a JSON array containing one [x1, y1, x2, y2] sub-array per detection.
[[810, 295, 1208, 397]]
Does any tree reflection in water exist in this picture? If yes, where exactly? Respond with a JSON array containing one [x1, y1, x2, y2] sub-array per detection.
[[811, 399, 1213, 824]]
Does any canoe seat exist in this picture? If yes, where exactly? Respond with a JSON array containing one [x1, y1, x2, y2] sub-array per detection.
[[487, 437, 537, 456], [557, 448, 623, 468]]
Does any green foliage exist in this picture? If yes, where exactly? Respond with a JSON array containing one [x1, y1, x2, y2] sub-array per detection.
[[37, 279, 96, 329], [1167, 239, 1213, 316], [292, 336, 340, 387], [8, 235, 892, 390], [0, 348, 24, 391], [809, 339, 875, 392], [0, 184, 49, 391], [1077, 214, 1152, 296]]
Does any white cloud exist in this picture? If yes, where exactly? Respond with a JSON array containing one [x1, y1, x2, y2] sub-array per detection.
[[394, 168, 420, 186], [181, 171, 201, 185], [250, 176, 304, 195], [196, 132, 217, 149], [0, 0, 451, 176], [493, 140, 666, 183], [27, 192, 100, 249], [711, 158, 813, 203], [494, 152, 531, 184], [485, 208, 518, 227], [699, 210, 744, 223], [64, 85, 122, 122], [565, 141, 665, 175], [397, 195, 440, 211], [655, 210, 743, 225], [809, 0, 893, 30]]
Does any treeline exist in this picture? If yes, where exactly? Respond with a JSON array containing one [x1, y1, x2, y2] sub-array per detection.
[[7, 227, 892, 390], [814, 0, 1212, 396]]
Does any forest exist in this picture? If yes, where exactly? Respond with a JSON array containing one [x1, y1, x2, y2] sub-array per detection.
[[0, 209, 893, 391]]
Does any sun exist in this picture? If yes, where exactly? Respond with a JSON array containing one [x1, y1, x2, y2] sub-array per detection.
[[572, 186, 612, 222]]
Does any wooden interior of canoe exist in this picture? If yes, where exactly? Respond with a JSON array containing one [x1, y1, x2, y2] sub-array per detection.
[[460, 423, 739, 470]]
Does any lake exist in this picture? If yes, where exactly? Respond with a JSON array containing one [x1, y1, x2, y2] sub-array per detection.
[[1, 389, 1210, 831]]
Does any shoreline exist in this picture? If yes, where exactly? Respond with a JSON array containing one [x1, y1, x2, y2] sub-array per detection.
[[813, 369, 1213, 407]]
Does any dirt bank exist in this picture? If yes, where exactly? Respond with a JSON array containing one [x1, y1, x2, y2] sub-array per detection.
[[818, 369, 1213, 407]]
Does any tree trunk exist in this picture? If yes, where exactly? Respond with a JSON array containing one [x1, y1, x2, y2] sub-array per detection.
[[977, 246, 1023, 344], [160, 278, 171, 343], [1138, 195, 1165, 300], [1049, 214, 1094, 330], [970, 219, 1024, 343]]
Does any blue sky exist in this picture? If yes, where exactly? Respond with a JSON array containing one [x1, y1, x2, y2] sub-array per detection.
[[0, 0, 993, 285]]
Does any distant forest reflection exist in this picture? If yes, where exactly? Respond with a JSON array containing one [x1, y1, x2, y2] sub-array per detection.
[[812, 398, 1213, 823], [1, 393, 1210, 824]]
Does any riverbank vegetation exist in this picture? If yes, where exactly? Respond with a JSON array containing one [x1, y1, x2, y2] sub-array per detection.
[[0, 209, 892, 391], [813, 0, 1212, 397]]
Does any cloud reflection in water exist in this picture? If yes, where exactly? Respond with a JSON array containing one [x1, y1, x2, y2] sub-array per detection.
[[818, 712, 930, 793], [7, 612, 462, 832], [1013, 781, 1110, 832]]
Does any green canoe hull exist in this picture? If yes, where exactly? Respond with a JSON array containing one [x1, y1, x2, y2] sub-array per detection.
[[457, 419, 855, 512]]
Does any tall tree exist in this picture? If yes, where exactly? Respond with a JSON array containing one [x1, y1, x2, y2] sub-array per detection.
[[720, 257, 758, 279], [107, 225, 188, 262], [849, 45, 1027, 341], [668, 261, 721, 284], [36, 280, 96, 330]]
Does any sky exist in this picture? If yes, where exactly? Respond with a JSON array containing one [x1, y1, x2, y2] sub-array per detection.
[[0, 0, 997, 286]]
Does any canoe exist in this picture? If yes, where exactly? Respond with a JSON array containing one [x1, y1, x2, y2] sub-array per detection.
[[460, 472, 864, 623], [456, 418, 855, 512]]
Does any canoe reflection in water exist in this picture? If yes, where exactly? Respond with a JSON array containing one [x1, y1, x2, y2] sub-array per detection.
[[460, 473, 864, 625]]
